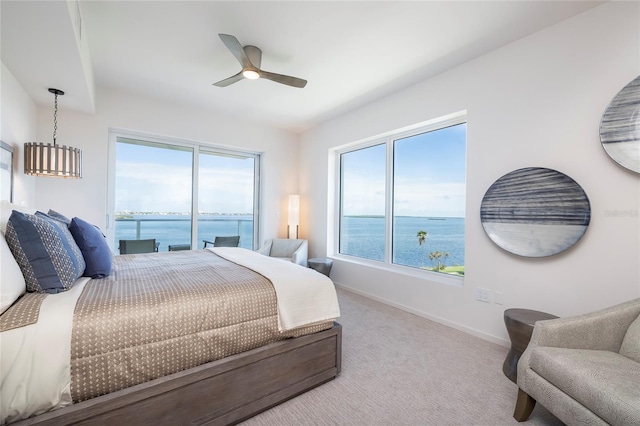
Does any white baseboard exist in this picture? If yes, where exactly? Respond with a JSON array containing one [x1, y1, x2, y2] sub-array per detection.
[[334, 282, 510, 348]]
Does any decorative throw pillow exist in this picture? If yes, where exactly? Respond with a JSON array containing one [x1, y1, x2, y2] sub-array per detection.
[[620, 314, 640, 363], [0, 233, 26, 314], [5, 210, 85, 293], [35, 211, 84, 251], [47, 209, 71, 226], [69, 217, 113, 278]]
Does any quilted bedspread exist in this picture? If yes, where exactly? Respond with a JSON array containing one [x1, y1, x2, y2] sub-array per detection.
[[70, 249, 332, 402]]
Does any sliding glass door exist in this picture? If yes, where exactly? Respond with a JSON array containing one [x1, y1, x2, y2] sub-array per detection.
[[198, 150, 256, 250], [111, 135, 260, 253], [114, 139, 193, 252]]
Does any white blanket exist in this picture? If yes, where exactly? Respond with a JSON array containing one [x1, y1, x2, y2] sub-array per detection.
[[209, 247, 340, 331], [1, 278, 90, 425]]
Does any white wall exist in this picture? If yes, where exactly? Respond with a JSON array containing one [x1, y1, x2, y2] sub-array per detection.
[[1, 63, 37, 207], [300, 2, 640, 345], [33, 88, 299, 246]]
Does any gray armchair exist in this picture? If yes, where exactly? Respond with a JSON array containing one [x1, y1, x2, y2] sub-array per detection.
[[256, 239, 308, 267], [515, 298, 640, 425]]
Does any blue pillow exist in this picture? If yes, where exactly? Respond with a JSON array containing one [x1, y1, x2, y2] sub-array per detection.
[[47, 209, 71, 226], [4, 210, 85, 293], [69, 217, 113, 278]]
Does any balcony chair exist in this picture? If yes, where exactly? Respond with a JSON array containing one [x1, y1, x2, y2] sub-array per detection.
[[203, 236, 240, 248], [168, 244, 191, 251], [256, 239, 308, 267], [119, 239, 158, 254]]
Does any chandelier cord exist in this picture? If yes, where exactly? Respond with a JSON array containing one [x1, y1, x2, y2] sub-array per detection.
[[53, 92, 58, 146]]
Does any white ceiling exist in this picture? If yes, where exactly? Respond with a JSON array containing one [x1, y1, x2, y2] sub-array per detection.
[[2, 1, 604, 133]]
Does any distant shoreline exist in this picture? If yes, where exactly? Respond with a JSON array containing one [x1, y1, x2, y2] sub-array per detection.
[[343, 215, 463, 219], [115, 212, 463, 220], [115, 212, 252, 216]]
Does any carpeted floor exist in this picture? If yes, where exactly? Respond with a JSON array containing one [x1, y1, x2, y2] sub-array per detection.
[[241, 287, 565, 426]]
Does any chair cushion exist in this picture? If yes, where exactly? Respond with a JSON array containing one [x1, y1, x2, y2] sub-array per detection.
[[69, 217, 112, 278], [620, 314, 640, 363], [270, 240, 302, 258], [529, 347, 640, 426], [4, 211, 85, 293]]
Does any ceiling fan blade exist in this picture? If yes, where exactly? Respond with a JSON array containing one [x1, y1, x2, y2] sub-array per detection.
[[259, 70, 307, 88], [213, 71, 244, 87], [218, 34, 253, 69]]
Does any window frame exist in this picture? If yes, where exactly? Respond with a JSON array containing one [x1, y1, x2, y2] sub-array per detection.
[[107, 130, 261, 251], [333, 112, 467, 285]]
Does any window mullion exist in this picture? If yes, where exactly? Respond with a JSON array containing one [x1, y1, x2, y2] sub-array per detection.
[[384, 138, 394, 264], [191, 146, 200, 250], [336, 153, 345, 256], [253, 154, 261, 250]]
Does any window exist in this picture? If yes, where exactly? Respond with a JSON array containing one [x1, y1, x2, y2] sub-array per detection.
[[339, 144, 386, 261], [198, 149, 256, 250], [110, 134, 260, 252], [338, 115, 466, 277]]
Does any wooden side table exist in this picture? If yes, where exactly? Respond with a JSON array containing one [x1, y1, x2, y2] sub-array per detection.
[[308, 258, 333, 277], [502, 308, 558, 383]]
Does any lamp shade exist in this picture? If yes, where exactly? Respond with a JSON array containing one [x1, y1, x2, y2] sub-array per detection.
[[24, 142, 82, 178], [288, 194, 300, 239], [288, 195, 300, 226]]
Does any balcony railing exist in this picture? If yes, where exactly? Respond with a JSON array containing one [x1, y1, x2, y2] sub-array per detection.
[[115, 216, 253, 251]]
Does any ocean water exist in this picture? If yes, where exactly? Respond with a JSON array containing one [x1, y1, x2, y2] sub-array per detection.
[[341, 216, 465, 268], [115, 215, 465, 269]]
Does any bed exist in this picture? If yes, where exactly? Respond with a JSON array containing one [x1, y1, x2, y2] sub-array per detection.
[[0, 207, 341, 425]]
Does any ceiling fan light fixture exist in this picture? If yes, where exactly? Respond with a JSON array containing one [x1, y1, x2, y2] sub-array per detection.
[[242, 69, 260, 80], [214, 34, 307, 88]]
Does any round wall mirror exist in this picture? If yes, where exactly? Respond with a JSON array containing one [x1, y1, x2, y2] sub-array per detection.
[[480, 167, 591, 257], [600, 75, 640, 173]]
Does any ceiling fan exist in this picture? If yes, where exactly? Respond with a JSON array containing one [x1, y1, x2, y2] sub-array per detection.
[[213, 34, 307, 89]]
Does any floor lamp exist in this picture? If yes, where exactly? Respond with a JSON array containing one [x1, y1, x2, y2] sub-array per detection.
[[288, 195, 299, 239]]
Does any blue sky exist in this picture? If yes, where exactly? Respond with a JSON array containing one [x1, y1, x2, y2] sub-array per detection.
[[116, 123, 466, 217], [115, 141, 254, 214], [342, 123, 466, 217]]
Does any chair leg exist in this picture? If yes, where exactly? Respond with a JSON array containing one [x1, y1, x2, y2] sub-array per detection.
[[513, 388, 536, 422]]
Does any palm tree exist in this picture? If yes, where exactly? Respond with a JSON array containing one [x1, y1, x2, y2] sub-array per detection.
[[429, 250, 450, 271], [417, 230, 428, 267]]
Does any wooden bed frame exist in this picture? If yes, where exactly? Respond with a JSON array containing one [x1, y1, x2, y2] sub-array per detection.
[[14, 323, 342, 426]]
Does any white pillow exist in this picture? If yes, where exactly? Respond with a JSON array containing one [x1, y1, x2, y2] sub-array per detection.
[[0, 231, 26, 314], [1, 200, 36, 233]]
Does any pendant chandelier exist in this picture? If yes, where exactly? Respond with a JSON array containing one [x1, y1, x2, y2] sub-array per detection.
[[24, 88, 82, 178]]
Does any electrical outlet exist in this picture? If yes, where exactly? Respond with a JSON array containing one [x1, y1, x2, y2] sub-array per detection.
[[476, 287, 492, 303], [494, 291, 504, 305]]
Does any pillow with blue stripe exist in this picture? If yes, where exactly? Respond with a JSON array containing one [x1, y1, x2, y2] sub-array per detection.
[[69, 217, 112, 278], [47, 209, 71, 226], [4, 210, 86, 293]]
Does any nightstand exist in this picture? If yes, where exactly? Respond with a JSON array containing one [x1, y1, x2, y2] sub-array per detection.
[[307, 258, 333, 277]]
